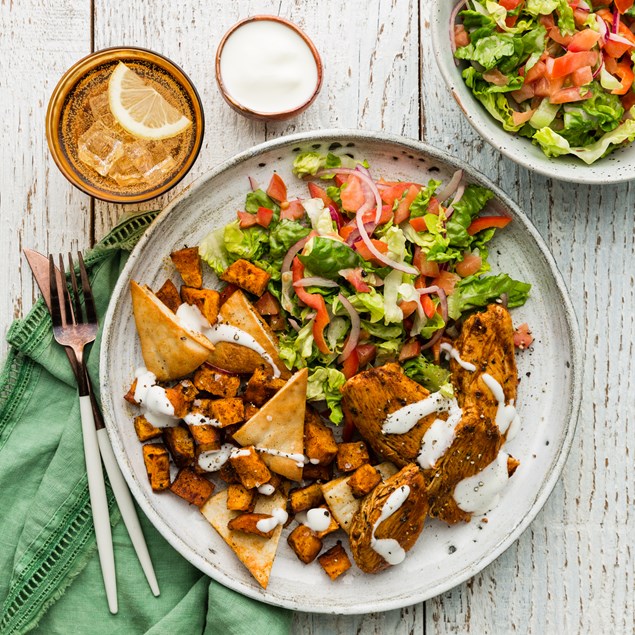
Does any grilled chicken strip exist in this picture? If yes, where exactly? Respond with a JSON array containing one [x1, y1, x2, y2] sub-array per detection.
[[348, 464, 428, 574]]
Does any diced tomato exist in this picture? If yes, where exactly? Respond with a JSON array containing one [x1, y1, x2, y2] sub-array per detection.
[[291, 257, 331, 355], [399, 339, 421, 362], [573, 8, 590, 26], [237, 210, 258, 228], [356, 343, 377, 367], [568, 29, 601, 52], [454, 24, 470, 48], [398, 300, 419, 319], [334, 174, 348, 187], [467, 215, 512, 235], [254, 291, 280, 316], [432, 271, 460, 296], [361, 204, 393, 225], [505, 14, 518, 28], [256, 206, 274, 228], [413, 247, 440, 277], [603, 38, 633, 59], [266, 173, 287, 203], [219, 283, 238, 306], [571, 66, 593, 87], [379, 182, 410, 205], [281, 199, 305, 221], [511, 83, 535, 103], [548, 26, 573, 48], [353, 238, 388, 266], [512, 109, 535, 126], [394, 184, 421, 224], [340, 175, 365, 212], [420, 293, 437, 319], [513, 323, 534, 350], [533, 77, 551, 98], [409, 216, 428, 232], [605, 56, 634, 95], [549, 86, 593, 103], [340, 267, 371, 292], [428, 197, 440, 215], [499, 0, 522, 8], [545, 51, 598, 80], [342, 348, 360, 380], [307, 182, 334, 207], [455, 252, 483, 278], [483, 69, 509, 86], [615, 0, 635, 12], [339, 224, 357, 241], [524, 61, 546, 84]]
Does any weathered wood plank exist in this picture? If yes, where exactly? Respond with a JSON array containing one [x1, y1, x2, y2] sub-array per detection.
[[420, 1, 635, 633], [0, 0, 92, 358]]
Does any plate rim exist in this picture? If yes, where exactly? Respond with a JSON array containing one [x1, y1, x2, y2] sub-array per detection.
[[100, 128, 582, 614]]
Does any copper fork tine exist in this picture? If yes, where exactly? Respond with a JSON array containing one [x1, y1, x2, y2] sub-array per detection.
[[78, 251, 97, 325], [67, 252, 83, 324], [49, 255, 65, 329]]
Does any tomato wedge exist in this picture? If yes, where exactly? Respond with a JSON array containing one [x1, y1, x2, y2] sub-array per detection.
[[467, 215, 512, 235], [361, 204, 393, 225], [339, 225, 356, 241], [379, 182, 411, 205], [356, 343, 377, 367], [413, 247, 440, 277], [420, 293, 436, 319], [455, 252, 483, 278], [266, 173, 287, 204], [256, 206, 274, 228], [237, 211, 258, 228], [399, 339, 421, 362], [281, 199, 305, 221], [340, 175, 366, 212], [291, 257, 331, 355], [549, 86, 593, 104], [568, 29, 601, 52], [342, 348, 359, 380], [394, 184, 421, 224], [254, 291, 280, 316], [353, 238, 388, 266], [398, 300, 419, 319], [499, 0, 522, 8], [571, 66, 593, 87], [524, 61, 546, 84], [432, 270, 461, 296], [307, 182, 334, 207], [454, 24, 470, 48], [545, 51, 598, 80], [409, 216, 428, 232]]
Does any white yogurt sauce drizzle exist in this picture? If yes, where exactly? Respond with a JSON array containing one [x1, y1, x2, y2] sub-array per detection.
[[256, 447, 307, 468], [383, 392, 450, 435], [256, 508, 289, 534], [453, 451, 510, 514], [481, 373, 520, 439], [257, 483, 276, 496], [183, 411, 222, 428], [176, 303, 281, 377], [417, 400, 463, 470], [370, 485, 411, 566], [304, 508, 332, 533], [440, 342, 477, 372], [197, 443, 235, 472], [133, 368, 180, 428]]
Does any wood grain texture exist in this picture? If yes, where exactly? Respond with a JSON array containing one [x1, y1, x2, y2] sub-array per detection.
[[1, 0, 633, 632]]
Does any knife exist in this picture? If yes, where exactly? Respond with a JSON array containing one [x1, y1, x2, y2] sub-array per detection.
[[24, 248, 160, 598]]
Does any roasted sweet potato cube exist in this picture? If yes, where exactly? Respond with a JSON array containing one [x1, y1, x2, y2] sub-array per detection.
[[287, 525, 323, 564], [227, 512, 276, 538], [290, 483, 325, 514], [181, 286, 220, 325], [302, 462, 332, 482], [155, 279, 181, 313], [163, 425, 195, 467], [310, 505, 341, 539], [243, 368, 287, 406], [318, 542, 352, 580], [170, 247, 202, 288], [124, 378, 139, 405], [229, 445, 271, 489], [210, 398, 245, 427], [347, 463, 382, 498], [170, 467, 215, 507], [227, 483, 257, 512], [187, 420, 221, 452], [142, 443, 171, 491], [304, 408, 338, 466], [218, 459, 240, 484], [244, 403, 260, 420], [336, 442, 370, 473], [134, 415, 162, 442], [220, 258, 271, 297], [164, 380, 198, 418], [192, 365, 241, 398]]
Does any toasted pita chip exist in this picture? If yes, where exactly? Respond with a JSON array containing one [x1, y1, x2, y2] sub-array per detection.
[[130, 281, 214, 382], [201, 487, 287, 588], [233, 368, 308, 482], [321, 462, 398, 534], [208, 290, 290, 378]]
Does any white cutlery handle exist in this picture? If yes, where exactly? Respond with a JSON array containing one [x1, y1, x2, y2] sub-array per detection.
[[79, 395, 118, 614], [96, 428, 160, 597]]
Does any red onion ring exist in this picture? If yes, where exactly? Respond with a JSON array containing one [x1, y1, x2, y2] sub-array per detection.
[[444, 183, 465, 220], [288, 318, 301, 332], [293, 277, 340, 288], [436, 169, 463, 202], [248, 176, 259, 191], [607, 32, 634, 47], [596, 14, 608, 45], [336, 293, 361, 362], [450, 0, 468, 55], [345, 221, 377, 246], [282, 235, 312, 274], [613, 7, 620, 34]]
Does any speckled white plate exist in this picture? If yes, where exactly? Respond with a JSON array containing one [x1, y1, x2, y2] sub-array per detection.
[[100, 130, 582, 614], [431, 1, 635, 184]]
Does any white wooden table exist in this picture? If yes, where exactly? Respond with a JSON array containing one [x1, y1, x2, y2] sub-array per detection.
[[2, 1, 634, 633]]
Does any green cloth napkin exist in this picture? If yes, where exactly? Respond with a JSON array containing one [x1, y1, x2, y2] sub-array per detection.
[[0, 212, 292, 635]]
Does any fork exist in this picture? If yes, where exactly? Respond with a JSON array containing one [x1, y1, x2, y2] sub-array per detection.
[[49, 252, 159, 614]]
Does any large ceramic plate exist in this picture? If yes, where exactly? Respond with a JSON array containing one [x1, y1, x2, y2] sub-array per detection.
[[100, 130, 581, 614]]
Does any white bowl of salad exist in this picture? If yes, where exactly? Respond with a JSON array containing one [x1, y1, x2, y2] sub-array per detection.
[[431, 0, 635, 183]]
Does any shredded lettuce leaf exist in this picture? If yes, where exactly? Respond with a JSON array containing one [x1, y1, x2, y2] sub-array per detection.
[[306, 367, 346, 424]]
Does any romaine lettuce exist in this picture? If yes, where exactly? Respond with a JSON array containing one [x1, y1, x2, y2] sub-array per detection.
[[402, 356, 451, 392], [299, 236, 362, 278], [306, 367, 346, 424]]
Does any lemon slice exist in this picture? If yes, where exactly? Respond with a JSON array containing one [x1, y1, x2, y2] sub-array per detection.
[[108, 62, 191, 140]]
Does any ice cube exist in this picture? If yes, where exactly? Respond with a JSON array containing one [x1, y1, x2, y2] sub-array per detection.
[[126, 140, 176, 186], [108, 156, 144, 187], [77, 120, 124, 177], [89, 91, 113, 122]]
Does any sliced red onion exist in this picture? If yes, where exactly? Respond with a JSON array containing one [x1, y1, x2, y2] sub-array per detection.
[[577, 0, 590, 9], [248, 176, 259, 191], [593, 59, 604, 79], [288, 318, 301, 332], [436, 169, 463, 202], [596, 14, 608, 45], [336, 293, 361, 362], [355, 164, 372, 179], [345, 221, 377, 246], [420, 328, 445, 351], [607, 32, 634, 47], [444, 183, 465, 220], [293, 277, 340, 288], [282, 235, 312, 274], [500, 292, 509, 308], [318, 168, 419, 274], [328, 205, 344, 231], [613, 7, 620, 34], [416, 285, 441, 296], [450, 0, 468, 55]]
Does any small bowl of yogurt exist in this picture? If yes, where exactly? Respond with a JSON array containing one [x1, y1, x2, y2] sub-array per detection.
[[216, 16, 323, 121]]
